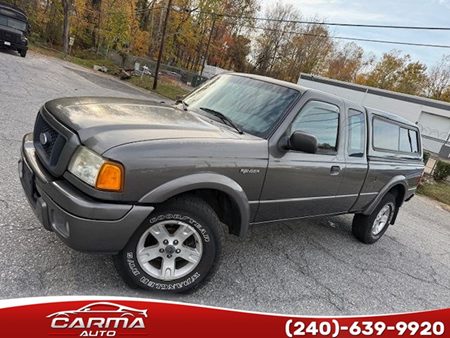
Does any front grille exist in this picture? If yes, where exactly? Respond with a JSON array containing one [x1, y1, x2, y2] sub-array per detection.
[[33, 113, 66, 168], [36, 116, 58, 156], [0, 29, 20, 43]]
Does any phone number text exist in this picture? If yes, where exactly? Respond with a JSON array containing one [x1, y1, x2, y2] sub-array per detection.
[[285, 319, 445, 337]]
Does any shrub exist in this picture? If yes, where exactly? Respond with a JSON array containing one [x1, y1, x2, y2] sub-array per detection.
[[433, 160, 450, 181], [423, 151, 430, 164]]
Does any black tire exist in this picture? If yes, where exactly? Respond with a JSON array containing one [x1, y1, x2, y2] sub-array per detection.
[[20, 50, 27, 58], [114, 196, 224, 293], [352, 193, 396, 244]]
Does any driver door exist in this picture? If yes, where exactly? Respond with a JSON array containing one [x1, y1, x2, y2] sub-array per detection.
[[255, 94, 346, 222]]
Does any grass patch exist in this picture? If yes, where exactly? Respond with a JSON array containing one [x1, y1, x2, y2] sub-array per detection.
[[69, 56, 121, 75], [30, 43, 191, 100], [417, 180, 450, 205], [30, 43, 121, 75], [128, 76, 190, 100], [29, 43, 65, 58]]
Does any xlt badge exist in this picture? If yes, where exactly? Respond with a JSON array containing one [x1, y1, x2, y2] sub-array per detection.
[[240, 168, 260, 175]]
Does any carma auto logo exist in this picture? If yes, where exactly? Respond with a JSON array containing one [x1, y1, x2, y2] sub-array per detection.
[[47, 301, 148, 337]]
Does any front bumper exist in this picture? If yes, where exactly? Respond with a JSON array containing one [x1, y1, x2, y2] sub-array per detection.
[[0, 39, 27, 51], [19, 133, 154, 254]]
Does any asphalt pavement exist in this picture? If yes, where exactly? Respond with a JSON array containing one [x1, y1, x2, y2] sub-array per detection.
[[0, 48, 449, 315]]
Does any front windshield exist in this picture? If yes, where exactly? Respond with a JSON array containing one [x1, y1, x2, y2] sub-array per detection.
[[0, 14, 27, 31], [184, 74, 299, 138]]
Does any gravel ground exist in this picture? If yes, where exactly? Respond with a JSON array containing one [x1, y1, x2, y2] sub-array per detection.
[[0, 49, 449, 315]]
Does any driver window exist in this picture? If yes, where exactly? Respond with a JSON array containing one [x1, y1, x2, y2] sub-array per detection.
[[290, 101, 340, 154]]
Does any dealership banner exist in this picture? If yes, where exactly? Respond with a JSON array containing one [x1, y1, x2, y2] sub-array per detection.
[[0, 297, 447, 337]]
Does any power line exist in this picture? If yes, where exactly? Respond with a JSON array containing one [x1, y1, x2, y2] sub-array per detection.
[[136, 5, 450, 32], [77, 6, 450, 49], [244, 25, 450, 49], [91, 4, 450, 32], [204, 11, 450, 31]]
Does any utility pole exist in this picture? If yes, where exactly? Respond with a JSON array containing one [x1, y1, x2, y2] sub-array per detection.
[[153, 0, 173, 90], [200, 13, 216, 77]]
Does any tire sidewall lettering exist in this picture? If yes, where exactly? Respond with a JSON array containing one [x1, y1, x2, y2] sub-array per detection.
[[124, 212, 214, 291], [149, 213, 210, 242]]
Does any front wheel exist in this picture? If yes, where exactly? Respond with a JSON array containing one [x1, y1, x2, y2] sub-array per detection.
[[352, 193, 396, 244], [19, 49, 27, 58], [114, 196, 224, 293]]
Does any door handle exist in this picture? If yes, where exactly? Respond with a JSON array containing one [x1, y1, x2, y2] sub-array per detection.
[[330, 166, 341, 176]]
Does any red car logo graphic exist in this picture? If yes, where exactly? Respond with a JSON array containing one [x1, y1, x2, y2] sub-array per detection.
[[47, 301, 148, 335], [47, 301, 148, 318]]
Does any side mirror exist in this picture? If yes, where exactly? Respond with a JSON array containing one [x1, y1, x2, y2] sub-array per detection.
[[289, 131, 318, 154]]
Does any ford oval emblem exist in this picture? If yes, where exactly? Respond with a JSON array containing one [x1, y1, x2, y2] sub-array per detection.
[[40, 132, 49, 146]]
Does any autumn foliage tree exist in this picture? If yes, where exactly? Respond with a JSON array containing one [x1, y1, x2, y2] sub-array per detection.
[[357, 51, 429, 96], [2, 0, 449, 102], [426, 55, 450, 100], [325, 43, 367, 82]]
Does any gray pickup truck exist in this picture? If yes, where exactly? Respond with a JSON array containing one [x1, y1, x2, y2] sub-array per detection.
[[19, 73, 424, 292]]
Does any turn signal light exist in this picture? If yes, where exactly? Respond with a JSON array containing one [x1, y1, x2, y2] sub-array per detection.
[[96, 162, 124, 192]]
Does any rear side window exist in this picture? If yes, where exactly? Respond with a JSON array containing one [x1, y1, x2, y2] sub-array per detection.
[[400, 128, 419, 153], [373, 119, 399, 151], [373, 117, 419, 153], [410, 130, 419, 153], [399, 128, 411, 152], [348, 110, 365, 157]]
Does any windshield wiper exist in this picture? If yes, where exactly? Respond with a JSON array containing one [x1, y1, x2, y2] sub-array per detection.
[[199, 107, 244, 134]]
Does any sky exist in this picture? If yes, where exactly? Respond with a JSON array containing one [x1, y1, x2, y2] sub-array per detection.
[[260, 0, 450, 68]]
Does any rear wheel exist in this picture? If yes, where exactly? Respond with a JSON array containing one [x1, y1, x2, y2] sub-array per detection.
[[114, 196, 224, 293], [352, 193, 396, 244]]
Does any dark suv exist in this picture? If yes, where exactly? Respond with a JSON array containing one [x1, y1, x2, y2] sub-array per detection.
[[19, 73, 424, 292], [0, 2, 28, 57]]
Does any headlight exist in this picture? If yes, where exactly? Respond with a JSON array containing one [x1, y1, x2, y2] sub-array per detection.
[[68, 146, 124, 192]]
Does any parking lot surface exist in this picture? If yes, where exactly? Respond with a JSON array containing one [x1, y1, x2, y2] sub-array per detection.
[[0, 49, 449, 315]]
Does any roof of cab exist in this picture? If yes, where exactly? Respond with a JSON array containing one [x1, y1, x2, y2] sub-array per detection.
[[229, 72, 307, 92]]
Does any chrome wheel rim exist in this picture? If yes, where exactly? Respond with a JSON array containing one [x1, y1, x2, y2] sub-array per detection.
[[136, 220, 203, 281], [372, 203, 394, 235]]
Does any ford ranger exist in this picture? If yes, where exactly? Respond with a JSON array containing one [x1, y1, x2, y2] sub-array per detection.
[[19, 73, 424, 292]]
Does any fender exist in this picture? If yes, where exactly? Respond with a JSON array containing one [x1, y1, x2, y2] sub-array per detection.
[[362, 175, 408, 216], [139, 173, 250, 237]]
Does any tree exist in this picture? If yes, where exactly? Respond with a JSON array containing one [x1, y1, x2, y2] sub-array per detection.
[[7, 0, 446, 106], [426, 55, 450, 100], [224, 35, 251, 71], [361, 51, 428, 96], [279, 23, 333, 82], [99, 0, 134, 57], [441, 88, 450, 102], [251, 3, 335, 82], [363, 51, 406, 90], [253, 3, 300, 76], [395, 61, 428, 95], [62, 0, 72, 54], [325, 42, 365, 82]]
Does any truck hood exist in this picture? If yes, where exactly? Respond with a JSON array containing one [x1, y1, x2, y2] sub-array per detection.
[[45, 97, 255, 154]]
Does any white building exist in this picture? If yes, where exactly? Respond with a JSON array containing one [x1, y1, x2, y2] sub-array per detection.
[[298, 73, 450, 159]]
